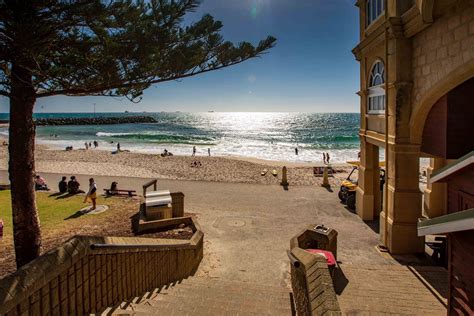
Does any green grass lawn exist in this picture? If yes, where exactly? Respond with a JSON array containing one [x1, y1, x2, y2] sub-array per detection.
[[0, 190, 139, 277], [0, 190, 111, 237], [0, 190, 138, 242]]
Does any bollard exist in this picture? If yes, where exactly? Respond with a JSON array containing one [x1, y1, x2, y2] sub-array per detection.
[[321, 166, 330, 188], [281, 166, 288, 186]]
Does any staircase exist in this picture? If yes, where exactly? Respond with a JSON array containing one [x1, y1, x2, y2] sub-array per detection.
[[102, 277, 293, 315]]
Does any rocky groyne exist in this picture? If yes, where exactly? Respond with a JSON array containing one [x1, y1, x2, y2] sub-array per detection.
[[34, 116, 157, 126]]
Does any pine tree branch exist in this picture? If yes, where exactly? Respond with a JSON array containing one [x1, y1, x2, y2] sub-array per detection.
[[36, 55, 253, 98]]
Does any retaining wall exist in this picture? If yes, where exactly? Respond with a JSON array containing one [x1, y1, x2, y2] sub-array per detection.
[[0, 230, 203, 315]]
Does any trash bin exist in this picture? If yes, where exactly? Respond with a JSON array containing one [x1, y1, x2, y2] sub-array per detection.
[[290, 224, 338, 260]]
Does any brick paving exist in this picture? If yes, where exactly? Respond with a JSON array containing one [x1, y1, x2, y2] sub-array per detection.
[[336, 264, 447, 315]]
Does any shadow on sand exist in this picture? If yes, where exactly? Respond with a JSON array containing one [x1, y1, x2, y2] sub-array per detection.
[[64, 210, 88, 220]]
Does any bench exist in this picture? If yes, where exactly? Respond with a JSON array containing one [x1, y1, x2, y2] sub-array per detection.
[[103, 189, 137, 197], [426, 236, 447, 265]]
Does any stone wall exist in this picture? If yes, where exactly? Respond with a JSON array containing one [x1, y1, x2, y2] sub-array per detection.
[[412, 0, 474, 106], [0, 232, 203, 315], [289, 247, 341, 316]]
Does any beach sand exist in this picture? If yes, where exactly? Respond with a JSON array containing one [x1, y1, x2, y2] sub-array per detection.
[[0, 137, 351, 186]]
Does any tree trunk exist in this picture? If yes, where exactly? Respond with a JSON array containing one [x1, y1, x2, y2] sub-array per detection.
[[8, 62, 41, 268]]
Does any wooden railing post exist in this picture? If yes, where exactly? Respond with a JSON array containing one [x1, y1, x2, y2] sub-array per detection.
[[142, 179, 158, 197]]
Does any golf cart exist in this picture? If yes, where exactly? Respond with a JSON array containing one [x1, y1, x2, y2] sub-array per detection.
[[338, 161, 385, 210]]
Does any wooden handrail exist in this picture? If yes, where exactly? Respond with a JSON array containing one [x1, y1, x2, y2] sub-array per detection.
[[142, 179, 158, 196], [90, 242, 192, 250]]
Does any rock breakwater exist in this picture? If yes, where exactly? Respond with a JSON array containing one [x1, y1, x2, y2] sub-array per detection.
[[35, 116, 157, 126]]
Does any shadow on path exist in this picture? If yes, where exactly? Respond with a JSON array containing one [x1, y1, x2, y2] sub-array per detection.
[[55, 191, 85, 200]]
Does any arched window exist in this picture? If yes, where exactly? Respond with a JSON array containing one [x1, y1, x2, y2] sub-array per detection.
[[367, 0, 385, 26], [368, 60, 385, 114]]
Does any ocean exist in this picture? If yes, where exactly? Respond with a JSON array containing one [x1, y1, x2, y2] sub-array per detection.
[[0, 112, 361, 163]]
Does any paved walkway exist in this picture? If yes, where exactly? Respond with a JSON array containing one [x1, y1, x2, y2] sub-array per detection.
[[336, 265, 447, 315], [0, 170, 448, 314]]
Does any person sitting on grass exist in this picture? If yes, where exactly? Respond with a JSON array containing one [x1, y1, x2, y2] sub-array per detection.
[[84, 178, 97, 210], [58, 176, 68, 193], [67, 176, 84, 194], [34, 175, 49, 191]]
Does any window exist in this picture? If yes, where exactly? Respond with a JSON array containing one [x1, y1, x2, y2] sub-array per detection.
[[366, 0, 385, 26], [368, 60, 385, 114]]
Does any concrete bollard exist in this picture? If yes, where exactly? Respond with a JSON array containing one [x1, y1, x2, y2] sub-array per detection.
[[321, 166, 330, 188], [281, 166, 289, 186]]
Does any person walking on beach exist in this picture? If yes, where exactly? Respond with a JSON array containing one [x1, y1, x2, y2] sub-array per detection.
[[295, 147, 299, 155], [84, 142, 89, 150], [117, 143, 121, 152], [208, 148, 211, 156], [93, 140, 98, 148], [326, 152, 331, 164], [84, 178, 97, 211], [323, 152, 327, 164], [192, 146, 196, 156]]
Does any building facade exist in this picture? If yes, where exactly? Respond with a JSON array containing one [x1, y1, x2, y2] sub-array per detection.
[[352, 0, 474, 253]]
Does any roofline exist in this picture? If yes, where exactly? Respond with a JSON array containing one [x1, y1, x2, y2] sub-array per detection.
[[430, 151, 474, 183], [417, 208, 474, 236]]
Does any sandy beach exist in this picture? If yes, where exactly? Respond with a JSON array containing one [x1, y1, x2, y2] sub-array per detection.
[[0, 136, 351, 186]]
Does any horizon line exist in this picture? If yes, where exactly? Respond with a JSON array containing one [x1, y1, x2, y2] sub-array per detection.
[[0, 111, 360, 114]]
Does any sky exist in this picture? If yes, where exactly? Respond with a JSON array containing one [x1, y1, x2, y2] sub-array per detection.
[[0, 0, 360, 113]]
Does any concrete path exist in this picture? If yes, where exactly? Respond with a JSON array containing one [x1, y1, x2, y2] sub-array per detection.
[[0, 170, 447, 314]]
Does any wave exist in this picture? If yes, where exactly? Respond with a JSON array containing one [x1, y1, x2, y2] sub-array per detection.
[[96, 132, 135, 137], [95, 131, 216, 145], [328, 135, 359, 142]]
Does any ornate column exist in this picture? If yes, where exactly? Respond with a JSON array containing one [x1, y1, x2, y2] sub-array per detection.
[[380, 18, 424, 253], [380, 143, 424, 253], [356, 139, 380, 221]]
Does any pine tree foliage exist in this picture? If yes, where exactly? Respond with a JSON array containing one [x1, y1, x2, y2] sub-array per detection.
[[0, 0, 276, 100]]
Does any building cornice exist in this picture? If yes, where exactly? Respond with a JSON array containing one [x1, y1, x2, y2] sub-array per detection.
[[352, 22, 386, 60]]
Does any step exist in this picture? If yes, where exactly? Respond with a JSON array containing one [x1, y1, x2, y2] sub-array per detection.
[[149, 293, 291, 312], [159, 289, 290, 304], [184, 278, 290, 294], [153, 286, 290, 304], [126, 300, 290, 316], [169, 280, 289, 293]]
